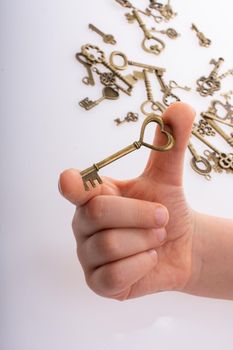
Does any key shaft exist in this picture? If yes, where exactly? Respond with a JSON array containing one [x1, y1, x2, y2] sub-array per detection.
[[203, 115, 233, 147]]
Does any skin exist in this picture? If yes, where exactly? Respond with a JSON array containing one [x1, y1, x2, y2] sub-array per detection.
[[59, 102, 233, 301]]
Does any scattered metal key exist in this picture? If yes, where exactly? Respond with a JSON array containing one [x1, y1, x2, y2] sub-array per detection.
[[109, 50, 166, 74], [155, 70, 180, 106], [75, 52, 95, 86], [114, 112, 139, 125], [81, 114, 175, 191], [79, 87, 119, 110], [89, 24, 117, 45], [81, 44, 133, 95], [188, 142, 212, 180], [192, 128, 233, 172], [202, 112, 233, 147], [151, 26, 180, 39], [191, 23, 211, 48], [126, 9, 165, 55], [140, 69, 166, 116], [196, 58, 224, 97]]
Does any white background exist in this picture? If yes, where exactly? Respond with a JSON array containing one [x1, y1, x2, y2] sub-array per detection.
[[1, 0, 233, 349]]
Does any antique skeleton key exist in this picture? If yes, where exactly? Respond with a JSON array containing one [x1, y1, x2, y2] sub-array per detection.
[[196, 58, 225, 97], [151, 26, 180, 39], [115, 0, 163, 23], [109, 51, 166, 74], [81, 44, 133, 95], [149, 0, 177, 21], [192, 128, 233, 172], [114, 112, 139, 125], [127, 9, 165, 55], [202, 112, 233, 147], [75, 53, 95, 86], [188, 142, 212, 180], [210, 98, 233, 124], [155, 70, 180, 106], [140, 69, 166, 116], [92, 66, 136, 95], [194, 119, 215, 137], [89, 24, 117, 45], [168, 80, 191, 92], [191, 23, 211, 48], [79, 87, 119, 110], [81, 114, 175, 191]]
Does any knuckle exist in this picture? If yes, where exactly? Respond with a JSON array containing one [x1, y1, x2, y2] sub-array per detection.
[[85, 197, 105, 222], [95, 231, 119, 260], [100, 264, 126, 295]]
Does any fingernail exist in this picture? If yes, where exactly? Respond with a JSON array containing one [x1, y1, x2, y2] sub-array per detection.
[[155, 207, 168, 227], [156, 228, 167, 243]]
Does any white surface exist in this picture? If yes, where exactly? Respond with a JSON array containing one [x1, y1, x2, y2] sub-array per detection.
[[1, 0, 233, 349]]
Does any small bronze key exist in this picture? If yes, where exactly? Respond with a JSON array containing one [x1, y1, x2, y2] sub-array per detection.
[[89, 24, 117, 45], [81, 114, 175, 191]]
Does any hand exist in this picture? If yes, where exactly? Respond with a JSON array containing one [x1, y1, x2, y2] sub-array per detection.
[[59, 102, 197, 301]]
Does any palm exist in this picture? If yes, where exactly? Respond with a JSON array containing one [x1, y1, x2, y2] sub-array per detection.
[[106, 173, 195, 299]]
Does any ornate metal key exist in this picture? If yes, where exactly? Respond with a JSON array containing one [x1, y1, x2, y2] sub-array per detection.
[[75, 53, 95, 86], [109, 51, 166, 74], [88, 24, 117, 45], [191, 23, 211, 48], [151, 26, 180, 39], [126, 9, 165, 55], [79, 87, 119, 110], [155, 70, 180, 106], [192, 128, 233, 172], [188, 142, 212, 180], [81, 44, 133, 95], [140, 69, 166, 116], [149, 0, 177, 21], [81, 114, 175, 191], [210, 97, 233, 124], [202, 112, 233, 147], [196, 58, 224, 97]]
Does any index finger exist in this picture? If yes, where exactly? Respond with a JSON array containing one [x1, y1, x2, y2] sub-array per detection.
[[59, 168, 121, 206]]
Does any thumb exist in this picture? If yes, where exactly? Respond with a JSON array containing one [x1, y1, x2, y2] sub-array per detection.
[[58, 169, 120, 206], [143, 102, 196, 186]]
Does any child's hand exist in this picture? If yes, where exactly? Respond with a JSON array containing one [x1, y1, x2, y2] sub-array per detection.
[[59, 102, 197, 300]]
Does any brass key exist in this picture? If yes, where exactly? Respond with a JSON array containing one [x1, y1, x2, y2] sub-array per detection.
[[81, 114, 175, 191], [75, 53, 95, 86], [155, 70, 180, 106], [188, 142, 212, 180], [202, 112, 233, 147], [191, 23, 211, 48], [140, 69, 166, 116], [192, 128, 233, 172], [210, 98, 233, 124], [196, 58, 225, 97], [149, 0, 177, 21], [151, 26, 180, 39], [127, 9, 165, 55], [79, 87, 119, 110], [109, 50, 166, 74], [89, 24, 117, 45], [81, 44, 133, 95]]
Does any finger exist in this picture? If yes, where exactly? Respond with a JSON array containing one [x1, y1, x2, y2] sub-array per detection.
[[86, 250, 158, 299], [143, 102, 196, 186], [73, 195, 169, 237], [78, 227, 167, 269], [59, 168, 121, 206]]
